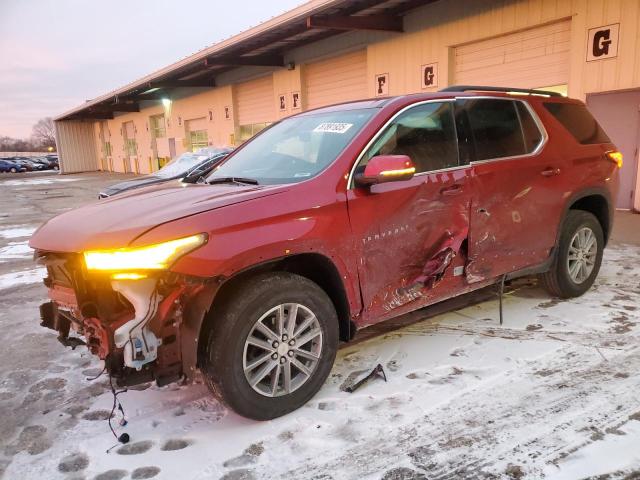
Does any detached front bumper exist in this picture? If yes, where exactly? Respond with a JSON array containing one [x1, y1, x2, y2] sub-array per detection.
[[36, 251, 218, 387]]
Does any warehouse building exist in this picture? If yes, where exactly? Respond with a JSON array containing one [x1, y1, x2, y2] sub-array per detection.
[[54, 0, 640, 210]]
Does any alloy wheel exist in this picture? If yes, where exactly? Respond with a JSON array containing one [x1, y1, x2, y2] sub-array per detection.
[[566, 227, 597, 284], [242, 303, 323, 397]]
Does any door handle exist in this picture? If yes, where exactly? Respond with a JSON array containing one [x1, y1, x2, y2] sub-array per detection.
[[440, 184, 462, 196], [541, 167, 561, 177]]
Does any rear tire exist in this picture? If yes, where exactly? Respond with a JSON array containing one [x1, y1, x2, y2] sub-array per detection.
[[202, 272, 339, 420], [539, 210, 604, 298]]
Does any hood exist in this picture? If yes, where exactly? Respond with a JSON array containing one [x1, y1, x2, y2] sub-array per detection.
[[100, 175, 173, 196], [30, 182, 286, 252]]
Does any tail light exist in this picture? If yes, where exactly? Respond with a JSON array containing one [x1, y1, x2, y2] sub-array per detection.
[[606, 150, 623, 168]]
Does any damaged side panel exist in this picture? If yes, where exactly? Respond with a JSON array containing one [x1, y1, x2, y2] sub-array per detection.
[[347, 166, 472, 327]]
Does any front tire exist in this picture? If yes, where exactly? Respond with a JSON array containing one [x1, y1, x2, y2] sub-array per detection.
[[539, 210, 604, 298], [10, 167, 16, 173], [202, 272, 339, 420]]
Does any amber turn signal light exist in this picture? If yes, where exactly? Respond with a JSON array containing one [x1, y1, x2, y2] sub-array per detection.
[[606, 151, 623, 169]]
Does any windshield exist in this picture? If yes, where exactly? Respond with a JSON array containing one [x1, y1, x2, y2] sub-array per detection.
[[156, 147, 228, 178], [207, 108, 375, 185]]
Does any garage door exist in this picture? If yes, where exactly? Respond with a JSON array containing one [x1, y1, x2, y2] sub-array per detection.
[[185, 117, 208, 151], [453, 21, 571, 90], [305, 49, 368, 110], [236, 75, 275, 126]]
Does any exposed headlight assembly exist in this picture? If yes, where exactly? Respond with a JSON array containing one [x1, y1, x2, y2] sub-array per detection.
[[83, 233, 207, 272]]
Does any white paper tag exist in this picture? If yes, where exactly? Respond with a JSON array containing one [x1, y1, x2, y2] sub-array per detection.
[[313, 122, 353, 134]]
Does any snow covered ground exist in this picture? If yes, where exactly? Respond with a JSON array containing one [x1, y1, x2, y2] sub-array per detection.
[[0, 173, 639, 480]]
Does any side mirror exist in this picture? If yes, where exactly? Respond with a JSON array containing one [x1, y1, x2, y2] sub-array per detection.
[[354, 155, 415, 187]]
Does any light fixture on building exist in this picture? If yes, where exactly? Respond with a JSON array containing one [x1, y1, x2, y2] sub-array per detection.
[[286, 61, 295, 71], [161, 98, 171, 108]]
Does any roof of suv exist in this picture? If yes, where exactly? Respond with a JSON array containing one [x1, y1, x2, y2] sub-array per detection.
[[299, 85, 576, 116]]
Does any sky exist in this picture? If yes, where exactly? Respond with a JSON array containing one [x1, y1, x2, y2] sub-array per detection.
[[0, 0, 304, 139]]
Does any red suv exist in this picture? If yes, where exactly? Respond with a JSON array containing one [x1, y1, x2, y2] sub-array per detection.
[[31, 86, 621, 420]]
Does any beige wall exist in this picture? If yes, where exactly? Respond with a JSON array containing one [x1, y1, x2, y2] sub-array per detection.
[[55, 120, 99, 174], [366, 0, 640, 100], [97, 86, 235, 173], [570, 0, 640, 97], [273, 68, 303, 120], [63, 0, 640, 175]]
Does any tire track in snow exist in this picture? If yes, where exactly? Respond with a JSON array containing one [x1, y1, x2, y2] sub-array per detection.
[[264, 341, 640, 479]]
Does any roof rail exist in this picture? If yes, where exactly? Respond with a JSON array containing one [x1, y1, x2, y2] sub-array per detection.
[[440, 85, 563, 97]]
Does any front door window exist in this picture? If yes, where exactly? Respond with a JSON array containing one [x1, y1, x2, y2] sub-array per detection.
[[355, 101, 459, 176]]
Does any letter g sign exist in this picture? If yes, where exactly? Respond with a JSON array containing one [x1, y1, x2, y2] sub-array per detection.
[[587, 24, 619, 61]]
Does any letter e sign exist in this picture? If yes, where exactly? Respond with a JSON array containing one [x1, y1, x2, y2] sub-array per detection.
[[586, 24, 619, 61]]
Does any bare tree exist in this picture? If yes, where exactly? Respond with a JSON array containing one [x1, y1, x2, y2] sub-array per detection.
[[31, 117, 56, 149], [0, 135, 34, 152]]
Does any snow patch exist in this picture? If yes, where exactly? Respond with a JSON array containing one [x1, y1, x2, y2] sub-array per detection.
[[0, 226, 36, 239], [0, 241, 32, 261], [0, 267, 45, 289], [0, 177, 78, 186]]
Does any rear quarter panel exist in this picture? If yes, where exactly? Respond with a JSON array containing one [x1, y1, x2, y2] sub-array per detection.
[[530, 98, 619, 238]]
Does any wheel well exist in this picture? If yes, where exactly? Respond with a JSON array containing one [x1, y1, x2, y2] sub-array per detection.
[[568, 194, 610, 244], [197, 253, 353, 363]]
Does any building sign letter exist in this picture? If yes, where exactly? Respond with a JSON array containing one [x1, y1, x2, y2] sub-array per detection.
[[421, 63, 438, 89], [375, 73, 389, 96], [587, 24, 619, 62]]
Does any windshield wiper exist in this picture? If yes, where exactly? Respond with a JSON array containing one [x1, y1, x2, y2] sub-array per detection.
[[207, 176, 259, 185]]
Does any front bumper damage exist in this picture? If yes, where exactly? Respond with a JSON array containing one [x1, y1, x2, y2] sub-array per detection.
[[36, 251, 218, 387]]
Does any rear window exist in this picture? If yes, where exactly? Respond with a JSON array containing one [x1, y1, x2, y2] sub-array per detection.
[[544, 102, 611, 145]]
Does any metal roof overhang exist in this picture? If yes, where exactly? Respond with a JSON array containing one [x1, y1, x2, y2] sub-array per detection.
[[56, 0, 438, 121]]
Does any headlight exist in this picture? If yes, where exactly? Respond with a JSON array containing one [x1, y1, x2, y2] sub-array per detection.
[[84, 233, 207, 271]]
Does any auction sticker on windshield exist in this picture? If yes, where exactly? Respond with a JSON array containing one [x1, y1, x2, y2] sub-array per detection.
[[313, 122, 353, 134]]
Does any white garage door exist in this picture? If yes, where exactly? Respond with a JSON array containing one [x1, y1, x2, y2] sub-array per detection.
[[305, 50, 368, 110], [454, 20, 571, 90], [236, 75, 275, 126]]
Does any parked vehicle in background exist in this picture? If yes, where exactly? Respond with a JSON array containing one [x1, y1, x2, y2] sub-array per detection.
[[97, 147, 232, 198], [17, 157, 47, 171], [30, 86, 620, 421], [46, 155, 60, 170], [10, 159, 34, 171], [30, 156, 55, 169], [0, 159, 27, 173]]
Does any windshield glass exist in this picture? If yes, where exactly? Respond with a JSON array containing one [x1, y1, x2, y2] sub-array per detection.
[[156, 147, 227, 178], [207, 108, 375, 185]]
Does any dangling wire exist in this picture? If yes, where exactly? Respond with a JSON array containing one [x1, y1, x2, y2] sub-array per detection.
[[107, 370, 130, 446], [85, 365, 106, 381]]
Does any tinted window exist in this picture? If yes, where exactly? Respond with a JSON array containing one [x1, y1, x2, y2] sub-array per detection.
[[544, 102, 611, 145], [466, 99, 525, 160], [360, 102, 459, 174], [516, 102, 543, 153]]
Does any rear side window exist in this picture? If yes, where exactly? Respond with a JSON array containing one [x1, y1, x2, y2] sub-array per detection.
[[544, 102, 611, 144], [516, 102, 543, 153], [465, 99, 525, 160]]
